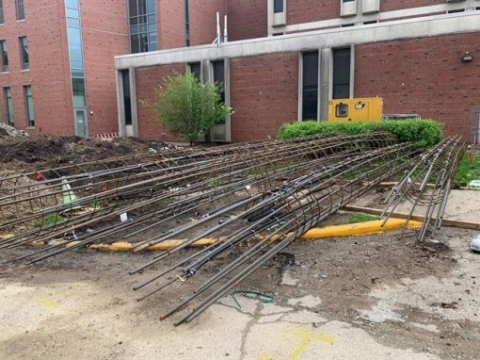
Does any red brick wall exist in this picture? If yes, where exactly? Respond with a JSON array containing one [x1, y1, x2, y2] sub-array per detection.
[[227, 0, 267, 41], [355, 33, 480, 140], [230, 53, 299, 142], [0, 1, 72, 135], [190, 0, 226, 46], [158, 0, 185, 49], [381, 0, 444, 12], [81, 0, 129, 136], [135, 64, 185, 141], [287, 0, 338, 25]]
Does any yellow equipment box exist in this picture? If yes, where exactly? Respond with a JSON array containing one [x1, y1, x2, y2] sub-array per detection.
[[328, 97, 383, 122]]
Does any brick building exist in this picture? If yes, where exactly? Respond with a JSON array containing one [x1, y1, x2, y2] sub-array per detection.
[[1, 1, 479, 143], [116, 0, 480, 144], [0, 0, 226, 137]]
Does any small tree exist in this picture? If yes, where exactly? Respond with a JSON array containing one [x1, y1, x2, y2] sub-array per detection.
[[142, 70, 232, 145]]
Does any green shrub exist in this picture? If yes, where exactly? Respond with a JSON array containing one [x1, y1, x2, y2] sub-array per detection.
[[278, 121, 322, 139], [454, 150, 480, 184], [278, 119, 443, 148]]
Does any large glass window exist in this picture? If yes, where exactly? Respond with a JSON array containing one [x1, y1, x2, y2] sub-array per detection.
[[0, 1, 4, 24], [65, 0, 87, 137], [128, 0, 157, 53], [24, 86, 34, 127], [72, 77, 85, 107], [332, 48, 351, 99], [0, 40, 8, 72], [4, 87, 14, 126], [15, 0, 25, 20], [302, 51, 319, 121], [67, 27, 84, 71], [19, 37, 29, 70]]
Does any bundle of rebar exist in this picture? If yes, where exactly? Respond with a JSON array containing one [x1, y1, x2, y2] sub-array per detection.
[[381, 135, 466, 241], [0, 132, 465, 324]]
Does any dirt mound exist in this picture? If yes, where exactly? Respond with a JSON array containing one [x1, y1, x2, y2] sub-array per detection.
[[0, 135, 154, 169]]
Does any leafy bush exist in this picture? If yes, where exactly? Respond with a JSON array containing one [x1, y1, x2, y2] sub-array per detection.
[[141, 70, 232, 144], [454, 150, 480, 184], [278, 119, 443, 148]]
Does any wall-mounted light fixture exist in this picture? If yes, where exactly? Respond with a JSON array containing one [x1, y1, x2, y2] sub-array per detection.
[[462, 51, 473, 62]]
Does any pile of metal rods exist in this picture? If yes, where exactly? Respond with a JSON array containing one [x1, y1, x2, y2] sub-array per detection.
[[0, 133, 465, 324], [0, 133, 394, 256], [381, 135, 466, 241]]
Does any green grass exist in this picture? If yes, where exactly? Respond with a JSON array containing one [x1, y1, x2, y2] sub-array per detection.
[[33, 214, 66, 227], [348, 212, 380, 224], [454, 151, 480, 185]]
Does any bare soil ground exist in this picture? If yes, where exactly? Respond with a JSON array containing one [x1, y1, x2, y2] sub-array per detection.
[[1, 135, 479, 359]]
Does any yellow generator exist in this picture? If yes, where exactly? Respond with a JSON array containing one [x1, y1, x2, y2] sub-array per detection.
[[328, 97, 383, 122]]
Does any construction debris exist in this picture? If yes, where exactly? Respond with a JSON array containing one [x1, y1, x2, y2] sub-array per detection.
[[0, 123, 28, 137], [0, 133, 465, 324]]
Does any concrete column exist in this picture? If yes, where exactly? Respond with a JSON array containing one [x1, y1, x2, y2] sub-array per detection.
[[349, 44, 355, 99], [129, 68, 139, 137], [116, 69, 126, 137], [224, 58, 232, 142], [320, 47, 332, 121]]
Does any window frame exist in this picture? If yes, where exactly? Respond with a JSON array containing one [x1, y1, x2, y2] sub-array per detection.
[[15, 0, 25, 21], [128, 0, 158, 53], [0, 40, 8, 72], [332, 47, 352, 99], [19, 36, 29, 70], [24, 85, 34, 127], [273, 0, 284, 13], [301, 51, 320, 121], [0, 0, 4, 24], [4, 87, 14, 126]]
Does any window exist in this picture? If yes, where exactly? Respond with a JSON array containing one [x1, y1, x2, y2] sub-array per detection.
[[0, 0, 4, 24], [120, 70, 132, 126], [184, 0, 190, 46], [129, 0, 157, 53], [15, 0, 25, 20], [4, 87, 14, 126], [24, 86, 34, 127], [19, 37, 29, 70], [332, 48, 351, 99], [212, 60, 225, 103], [188, 62, 201, 81], [212, 60, 226, 126], [301, 51, 319, 121], [274, 0, 284, 13], [72, 77, 86, 107], [0, 40, 8, 72]]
